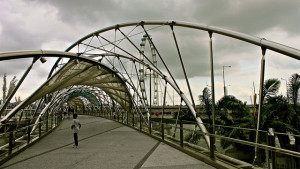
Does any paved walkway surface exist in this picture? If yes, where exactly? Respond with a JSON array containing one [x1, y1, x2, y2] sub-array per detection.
[[0, 115, 215, 169]]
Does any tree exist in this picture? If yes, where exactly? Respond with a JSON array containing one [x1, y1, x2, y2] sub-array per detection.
[[262, 78, 281, 103], [7, 76, 18, 99], [287, 73, 300, 151], [199, 87, 212, 123], [216, 95, 251, 149], [217, 95, 249, 119], [2, 73, 7, 103], [288, 73, 300, 113], [262, 95, 297, 149]]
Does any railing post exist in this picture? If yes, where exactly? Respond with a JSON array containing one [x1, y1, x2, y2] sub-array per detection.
[[132, 112, 134, 127], [180, 120, 183, 147], [46, 115, 49, 132], [149, 116, 152, 135], [126, 111, 128, 125], [122, 111, 124, 123], [55, 112, 57, 127], [161, 121, 164, 140], [51, 112, 53, 129], [39, 118, 42, 137], [27, 119, 30, 144], [267, 128, 276, 169], [140, 114, 142, 130], [8, 128, 13, 155]]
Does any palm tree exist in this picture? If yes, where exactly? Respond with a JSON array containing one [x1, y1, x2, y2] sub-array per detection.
[[199, 87, 212, 124], [288, 73, 300, 113], [287, 73, 300, 151], [216, 96, 250, 143], [262, 95, 297, 149], [262, 78, 281, 104]]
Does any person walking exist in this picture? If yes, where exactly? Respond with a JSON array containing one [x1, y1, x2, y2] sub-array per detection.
[[71, 114, 81, 148]]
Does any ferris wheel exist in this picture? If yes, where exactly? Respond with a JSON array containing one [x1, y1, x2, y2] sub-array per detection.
[[139, 34, 159, 106]]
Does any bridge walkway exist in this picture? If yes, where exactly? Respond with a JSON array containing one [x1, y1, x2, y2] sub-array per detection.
[[0, 115, 215, 169]]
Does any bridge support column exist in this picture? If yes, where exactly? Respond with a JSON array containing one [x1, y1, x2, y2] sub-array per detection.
[[254, 47, 266, 165], [209, 31, 215, 159]]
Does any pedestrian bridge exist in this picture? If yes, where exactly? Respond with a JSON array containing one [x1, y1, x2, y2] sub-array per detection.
[[0, 115, 217, 169], [0, 21, 300, 169]]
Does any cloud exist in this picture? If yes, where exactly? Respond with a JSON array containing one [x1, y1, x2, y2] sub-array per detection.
[[0, 0, 300, 104]]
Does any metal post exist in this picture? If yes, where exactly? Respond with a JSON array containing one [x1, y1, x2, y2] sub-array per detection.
[[223, 65, 231, 96], [8, 128, 13, 155], [209, 32, 215, 158], [46, 114, 48, 132], [162, 121, 165, 140], [140, 113, 142, 130], [39, 118, 41, 137], [55, 112, 57, 127], [118, 111, 120, 121], [173, 99, 183, 137], [254, 47, 266, 165], [149, 69, 152, 135], [126, 111, 128, 124], [27, 119, 30, 144], [132, 111, 135, 127], [267, 128, 276, 169], [149, 116, 152, 135], [162, 80, 167, 123], [8, 124, 14, 155], [180, 120, 183, 147], [51, 112, 53, 129]]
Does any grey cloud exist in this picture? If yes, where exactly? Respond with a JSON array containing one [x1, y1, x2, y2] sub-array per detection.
[[0, 59, 32, 76], [191, 0, 300, 36]]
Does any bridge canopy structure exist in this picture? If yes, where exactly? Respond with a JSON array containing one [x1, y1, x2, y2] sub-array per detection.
[[0, 21, 300, 169]]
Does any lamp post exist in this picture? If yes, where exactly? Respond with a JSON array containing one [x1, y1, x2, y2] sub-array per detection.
[[223, 66, 231, 96], [281, 78, 289, 102]]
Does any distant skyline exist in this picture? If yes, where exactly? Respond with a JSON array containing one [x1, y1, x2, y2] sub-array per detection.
[[1, 0, 300, 104]]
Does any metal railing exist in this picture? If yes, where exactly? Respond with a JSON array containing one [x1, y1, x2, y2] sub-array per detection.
[[82, 109, 299, 169], [0, 113, 63, 164]]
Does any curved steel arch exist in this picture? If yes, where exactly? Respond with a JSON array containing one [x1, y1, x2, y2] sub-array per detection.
[[51, 21, 299, 64], [45, 21, 300, 149], [0, 50, 133, 123]]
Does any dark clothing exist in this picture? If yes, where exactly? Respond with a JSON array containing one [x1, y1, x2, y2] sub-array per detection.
[[74, 133, 78, 146]]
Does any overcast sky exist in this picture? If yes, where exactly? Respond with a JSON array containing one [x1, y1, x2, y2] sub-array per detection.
[[1, 0, 300, 105]]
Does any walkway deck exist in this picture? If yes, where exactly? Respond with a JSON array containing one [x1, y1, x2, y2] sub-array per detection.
[[0, 115, 215, 169]]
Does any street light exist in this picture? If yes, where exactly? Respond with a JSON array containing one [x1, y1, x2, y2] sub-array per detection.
[[223, 65, 231, 96], [281, 78, 289, 101]]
